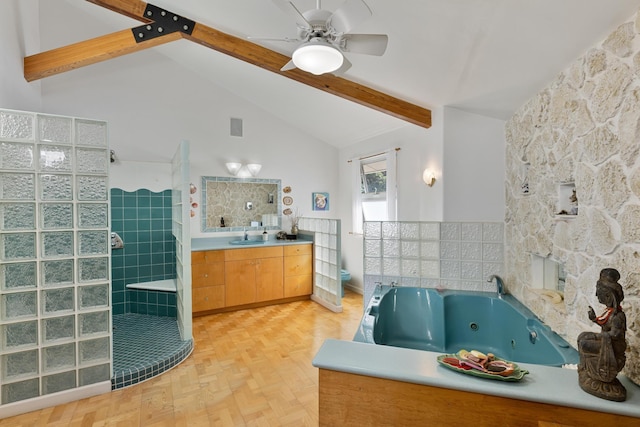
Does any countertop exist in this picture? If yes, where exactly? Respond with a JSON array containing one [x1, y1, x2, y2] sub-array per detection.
[[312, 339, 640, 419], [191, 235, 313, 251]]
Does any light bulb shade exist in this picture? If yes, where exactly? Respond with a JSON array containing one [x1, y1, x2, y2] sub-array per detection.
[[246, 163, 262, 177], [423, 169, 436, 187], [292, 39, 344, 75], [225, 162, 242, 176]]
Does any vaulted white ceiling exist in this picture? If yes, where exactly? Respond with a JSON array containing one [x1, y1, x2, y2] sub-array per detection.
[[48, 0, 640, 147]]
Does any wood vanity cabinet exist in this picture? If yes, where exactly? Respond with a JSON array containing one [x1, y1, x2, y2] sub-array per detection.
[[192, 243, 312, 316], [284, 244, 313, 297], [191, 250, 225, 313], [224, 246, 283, 306]]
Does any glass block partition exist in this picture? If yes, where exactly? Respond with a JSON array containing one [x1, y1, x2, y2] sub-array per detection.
[[298, 217, 341, 307], [171, 141, 192, 341], [363, 221, 504, 305], [0, 110, 111, 406]]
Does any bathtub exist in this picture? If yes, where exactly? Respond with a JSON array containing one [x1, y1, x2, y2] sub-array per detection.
[[353, 285, 579, 366]]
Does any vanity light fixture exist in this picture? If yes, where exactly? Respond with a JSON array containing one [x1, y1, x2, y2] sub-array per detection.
[[246, 163, 262, 177], [225, 162, 262, 177], [423, 169, 436, 187], [225, 162, 242, 176]]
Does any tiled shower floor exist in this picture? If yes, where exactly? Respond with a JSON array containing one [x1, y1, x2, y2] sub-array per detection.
[[111, 313, 193, 389]]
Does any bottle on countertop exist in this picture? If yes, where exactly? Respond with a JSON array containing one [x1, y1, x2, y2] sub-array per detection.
[[262, 227, 268, 241], [220, 217, 225, 227]]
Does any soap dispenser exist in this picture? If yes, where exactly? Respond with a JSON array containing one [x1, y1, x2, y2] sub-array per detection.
[[262, 227, 268, 241]]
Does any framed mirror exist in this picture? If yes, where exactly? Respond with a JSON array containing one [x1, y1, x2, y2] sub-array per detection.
[[201, 176, 281, 232]]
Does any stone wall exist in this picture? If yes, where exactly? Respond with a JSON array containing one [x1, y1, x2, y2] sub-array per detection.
[[505, 11, 640, 383]]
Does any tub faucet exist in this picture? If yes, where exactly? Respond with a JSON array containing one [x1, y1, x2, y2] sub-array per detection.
[[487, 275, 505, 298]]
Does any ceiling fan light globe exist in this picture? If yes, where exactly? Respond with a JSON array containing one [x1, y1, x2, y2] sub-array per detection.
[[292, 42, 344, 75]]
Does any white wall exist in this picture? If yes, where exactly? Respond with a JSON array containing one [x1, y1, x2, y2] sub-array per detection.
[[2, 1, 506, 295], [0, 0, 41, 110], [442, 107, 506, 221], [31, 1, 339, 240], [338, 112, 444, 292], [39, 52, 340, 238], [337, 107, 506, 292]]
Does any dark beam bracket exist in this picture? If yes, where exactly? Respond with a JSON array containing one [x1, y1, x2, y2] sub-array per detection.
[[131, 3, 195, 43]]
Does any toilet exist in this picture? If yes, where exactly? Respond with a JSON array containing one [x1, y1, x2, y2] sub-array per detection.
[[340, 269, 351, 297]]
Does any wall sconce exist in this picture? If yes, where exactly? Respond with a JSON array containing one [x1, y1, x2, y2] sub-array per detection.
[[226, 162, 262, 177], [246, 163, 262, 177], [423, 169, 436, 187], [225, 162, 242, 176]]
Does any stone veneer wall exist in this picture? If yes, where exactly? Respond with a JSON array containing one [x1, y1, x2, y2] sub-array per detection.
[[505, 10, 640, 383]]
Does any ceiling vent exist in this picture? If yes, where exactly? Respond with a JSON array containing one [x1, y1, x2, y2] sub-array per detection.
[[230, 117, 243, 137]]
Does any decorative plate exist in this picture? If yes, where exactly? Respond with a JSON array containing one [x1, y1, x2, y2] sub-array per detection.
[[283, 208, 292, 215], [283, 186, 292, 193], [283, 196, 293, 205], [437, 351, 529, 382]]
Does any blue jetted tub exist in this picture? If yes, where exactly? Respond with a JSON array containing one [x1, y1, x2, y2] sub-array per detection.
[[353, 285, 579, 366]]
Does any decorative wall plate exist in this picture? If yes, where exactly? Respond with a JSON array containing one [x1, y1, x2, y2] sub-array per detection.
[[283, 196, 293, 205], [283, 208, 292, 215], [283, 186, 292, 193]]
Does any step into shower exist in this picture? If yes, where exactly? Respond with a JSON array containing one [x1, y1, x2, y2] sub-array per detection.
[[111, 313, 193, 389]]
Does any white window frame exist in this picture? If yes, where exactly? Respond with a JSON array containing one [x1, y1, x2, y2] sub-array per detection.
[[351, 150, 397, 234]]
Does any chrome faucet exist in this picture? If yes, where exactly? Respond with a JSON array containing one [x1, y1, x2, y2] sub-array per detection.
[[487, 275, 505, 298]]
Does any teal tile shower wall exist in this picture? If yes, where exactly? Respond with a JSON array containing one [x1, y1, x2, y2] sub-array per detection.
[[110, 189, 177, 317]]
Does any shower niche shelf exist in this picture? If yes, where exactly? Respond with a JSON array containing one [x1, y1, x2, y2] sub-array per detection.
[[555, 182, 577, 220]]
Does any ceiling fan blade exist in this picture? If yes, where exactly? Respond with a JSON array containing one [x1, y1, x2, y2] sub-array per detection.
[[271, 0, 313, 30], [329, 0, 372, 34], [248, 36, 300, 43], [280, 59, 297, 72], [343, 34, 388, 56], [332, 56, 352, 75]]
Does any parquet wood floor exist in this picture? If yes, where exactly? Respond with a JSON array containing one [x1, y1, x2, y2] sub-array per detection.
[[1, 290, 363, 427]]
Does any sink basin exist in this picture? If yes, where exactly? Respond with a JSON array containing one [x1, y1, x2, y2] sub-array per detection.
[[229, 240, 265, 245]]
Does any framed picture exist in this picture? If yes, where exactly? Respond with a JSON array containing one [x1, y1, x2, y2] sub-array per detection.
[[312, 192, 329, 211]]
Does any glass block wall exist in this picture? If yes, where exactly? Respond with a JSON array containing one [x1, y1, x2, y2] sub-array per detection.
[[171, 141, 192, 341], [0, 110, 111, 406], [363, 221, 504, 305], [298, 217, 341, 307], [110, 189, 176, 316]]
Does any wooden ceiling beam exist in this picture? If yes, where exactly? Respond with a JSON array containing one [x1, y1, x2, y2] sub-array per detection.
[[24, 29, 181, 82], [24, 0, 431, 128]]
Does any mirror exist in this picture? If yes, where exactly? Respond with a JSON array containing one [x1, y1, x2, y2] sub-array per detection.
[[201, 176, 281, 232]]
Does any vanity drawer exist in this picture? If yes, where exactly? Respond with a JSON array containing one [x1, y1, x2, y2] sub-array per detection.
[[192, 262, 225, 288], [284, 244, 312, 256], [284, 275, 312, 297], [192, 250, 224, 264], [192, 285, 225, 312], [224, 246, 283, 261], [284, 254, 312, 276]]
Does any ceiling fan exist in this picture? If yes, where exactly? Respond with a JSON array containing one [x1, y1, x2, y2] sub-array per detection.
[[252, 0, 389, 75]]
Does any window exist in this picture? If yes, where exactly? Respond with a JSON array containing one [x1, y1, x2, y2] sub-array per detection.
[[351, 150, 397, 234]]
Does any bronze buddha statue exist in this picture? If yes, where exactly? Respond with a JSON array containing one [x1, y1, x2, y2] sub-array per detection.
[[577, 268, 627, 401]]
